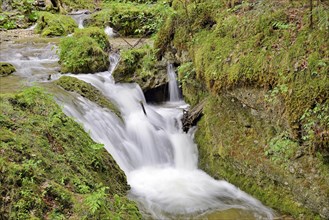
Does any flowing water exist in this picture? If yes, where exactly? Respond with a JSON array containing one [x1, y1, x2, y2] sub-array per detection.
[[69, 10, 91, 29], [0, 39, 275, 219], [167, 63, 181, 102]]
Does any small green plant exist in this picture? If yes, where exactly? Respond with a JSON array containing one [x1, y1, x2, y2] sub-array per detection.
[[85, 185, 109, 214], [272, 21, 289, 30], [177, 62, 195, 83], [265, 84, 288, 103], [301, 102, 329, 155], [265, 133, 299, 164]]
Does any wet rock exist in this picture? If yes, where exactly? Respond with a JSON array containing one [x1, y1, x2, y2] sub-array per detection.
[[112, 47, 169, 98], [0, 62, 16, 76]]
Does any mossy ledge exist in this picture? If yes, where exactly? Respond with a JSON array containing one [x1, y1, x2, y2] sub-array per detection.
[[155, 0, 329, 218], [194, 93, 329, 219], [55, 76, 121, 119], [0, 87, 141, 219]]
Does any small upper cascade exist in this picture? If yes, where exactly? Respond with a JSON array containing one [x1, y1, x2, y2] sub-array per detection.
[[105, 26, 118, 38], [108, 53, 120, 75], [167, 63, 181, 102]]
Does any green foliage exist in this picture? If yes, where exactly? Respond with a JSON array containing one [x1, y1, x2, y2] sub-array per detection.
[[0, 87, 141, 219], [103, 0, 160, 3], [85, 186, 108, 214], [0, 0, 38, 29], [60, 0, 95, 11], [55, 76, 121, 118], [58, 32, 109, 73], [265, 134, 299, 163], [85, 2, 173, 37], [35, 12, 77, 37], [301, 101, 329, 153], [74, 27, 111, 52], [157, 0, 329, 151]]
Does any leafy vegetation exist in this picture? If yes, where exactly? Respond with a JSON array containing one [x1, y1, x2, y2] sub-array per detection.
[[58, 27, 110, 73], [0, 0, 38, 29], [60, 0, 95, 11], [74, 27, 111, 52], [35, 12, 77, 37], [157, 0, 329, 155], [85, 1, 173, 36], [0, 87, 141, 219]]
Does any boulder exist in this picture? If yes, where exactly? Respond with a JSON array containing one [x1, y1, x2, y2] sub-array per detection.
[[0, 62, 16, 76]]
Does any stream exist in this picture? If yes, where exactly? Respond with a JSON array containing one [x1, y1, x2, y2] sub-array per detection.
[[0, 37, 275, 219]]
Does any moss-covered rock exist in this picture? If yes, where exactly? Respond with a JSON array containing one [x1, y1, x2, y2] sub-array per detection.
[[0, 62, 16, 76], [35, 12, 77, 37], [113, 46, 168, 92], [0, 87, 141, 219], [194, 92, 329, 219], [74, 27, 111, 52], [55, 76, 121, 118], [84, 2, 172, 37], [58, 28, 110, 73]]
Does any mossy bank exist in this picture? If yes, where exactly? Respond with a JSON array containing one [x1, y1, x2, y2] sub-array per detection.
[[155, 0, 329, 218], [0, 87, 141, 219]]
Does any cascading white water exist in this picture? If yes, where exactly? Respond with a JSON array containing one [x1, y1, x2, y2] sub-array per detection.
[[0, 41, 59, 82], [1, 39, 275, 219], [105, 26, 118, 38], [69, 10, 90, 29], [167, 63, 181, 102], [59, 54, 274, 219]]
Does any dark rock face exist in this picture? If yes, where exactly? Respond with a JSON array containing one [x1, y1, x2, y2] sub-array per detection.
[[144, 83, 168, 103]]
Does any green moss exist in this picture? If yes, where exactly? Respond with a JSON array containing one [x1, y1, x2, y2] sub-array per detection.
[[58, 33, 109, 73], [85, 2, 172, 37], [177, 61, 207, 106], [0, 87, 141, 219], [194, 94, 327, 218], [55, 76, 121, 119], [0, 0, 38, 29], [35, 12, 77, 37], [0, 62, 16, 76], [74, 27, 111, 52], [158, 0, 329, 152], [60, 0, 94, 11]]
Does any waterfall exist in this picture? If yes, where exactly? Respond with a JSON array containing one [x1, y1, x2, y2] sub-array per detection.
[[105, 26, 118, 38], [1, 38, 275, 219], [167, 63, 181, 102], [60, 54, 274, 219], [69, 10, 90, 29]]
